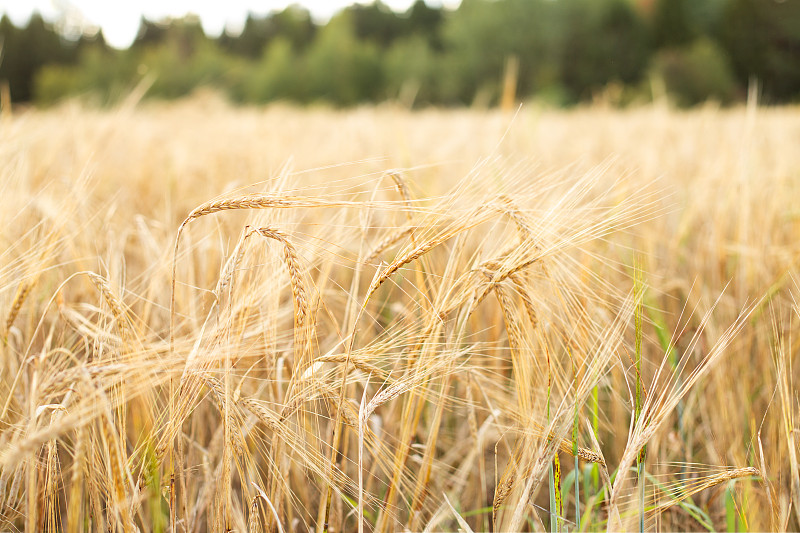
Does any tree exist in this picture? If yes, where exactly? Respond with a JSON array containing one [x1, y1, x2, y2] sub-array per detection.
[[0, 12, 69, 101], [559, 0, 650, 102], [243, 37, 305, 103], [35, 45, 137, 105], [384, 35, 438, 104], [269, 5, 316, 51], [219, 13, 268, 58], [218, 6, 316, 58], [133, 17, 169, 48], [439, 0, 563, 104], [651, 0, 695, 49], [158, 15, 208, 59], [406, 0, 443, 49], [304, 13, 383, 105], [344, 1, 405, 48], [651, 38, 737, 106], [721, 0, 800, 102], [76, 29, 108, 56]]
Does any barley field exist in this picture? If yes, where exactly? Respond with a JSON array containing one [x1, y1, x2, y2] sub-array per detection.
[[1, 95, 799, 532]]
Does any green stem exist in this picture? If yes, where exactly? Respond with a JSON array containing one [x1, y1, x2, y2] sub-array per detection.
[[638, 460, 645, 532], [574, 456, 580, 531], [591, 384, 599, 493], [547, 352, 559, 532], [549, 462, 557, 532], [570, 348, 580, 531]]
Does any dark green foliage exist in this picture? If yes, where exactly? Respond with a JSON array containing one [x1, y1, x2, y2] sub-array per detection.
[[345, 1, 406, 48], [652, 0, 696, 48], [651, 38, 737, 107], [439, 0, 563, 104], [384, 36, 438, 104], [0, 12, 78, 101], [559, 0, 650, 102], [217, 6, 315, 58], [134, 18, 170, 48], [35, 46, 138, 105], [720, 0, 800, 102], [142, 39, 234, 100], [35, 23, 240, 105], [686, 0, 728, 37], [237, 37, 304, 103], [144, 15, 206, 60], [0, 0, 798, 107], [407, 0, 443, 49], [343, 1, 443, 50], [304, 14, 383, 105]]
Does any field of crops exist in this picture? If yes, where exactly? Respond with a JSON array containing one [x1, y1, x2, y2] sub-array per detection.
[[1, 95, 799, 532]]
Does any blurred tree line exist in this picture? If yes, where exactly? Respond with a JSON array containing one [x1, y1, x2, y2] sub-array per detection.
[[1, 0, 799, 108]]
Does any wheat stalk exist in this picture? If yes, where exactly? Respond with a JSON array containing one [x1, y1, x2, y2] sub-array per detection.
[[65, 426, 85, 533]]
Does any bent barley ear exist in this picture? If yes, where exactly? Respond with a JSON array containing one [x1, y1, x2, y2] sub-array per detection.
[[251, 227, 308, 329]]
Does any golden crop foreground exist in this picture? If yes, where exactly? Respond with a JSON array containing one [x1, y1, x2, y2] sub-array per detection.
[[1, 96, 798, 532]]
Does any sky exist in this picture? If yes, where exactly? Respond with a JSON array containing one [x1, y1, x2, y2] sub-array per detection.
[[0, 0, 462, 49]]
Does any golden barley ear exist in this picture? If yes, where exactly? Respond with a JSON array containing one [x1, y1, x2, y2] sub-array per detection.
[[250, 226, 308, 329], [3, 280, 32, 343], [86, 272, 133, 346]]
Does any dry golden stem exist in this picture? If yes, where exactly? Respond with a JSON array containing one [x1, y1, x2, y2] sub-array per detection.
[[408, 375, 449, 532], [100, 413, 134, 533], [66, 427, 85, 533], [44, 438, 59, 530]]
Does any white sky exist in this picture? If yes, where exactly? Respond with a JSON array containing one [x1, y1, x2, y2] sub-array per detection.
[[0, 0, 462, 49]]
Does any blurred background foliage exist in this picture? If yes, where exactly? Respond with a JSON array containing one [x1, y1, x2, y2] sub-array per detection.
[[1, 0, 799, 108]]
